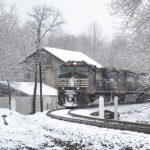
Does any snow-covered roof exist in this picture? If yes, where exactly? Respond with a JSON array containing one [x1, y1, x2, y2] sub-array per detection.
[[0, 81, 58, 96], [43, 47, 102, 68]]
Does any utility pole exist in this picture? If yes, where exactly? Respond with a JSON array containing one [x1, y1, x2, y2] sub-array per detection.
[[39, 61, 43, 112], [32, 46, 38, 114], [7, 80, 11, 110], [32, 63, 37, 114]]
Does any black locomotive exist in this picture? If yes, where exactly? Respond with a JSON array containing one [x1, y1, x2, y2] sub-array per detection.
[[57, 61, 148, 107]]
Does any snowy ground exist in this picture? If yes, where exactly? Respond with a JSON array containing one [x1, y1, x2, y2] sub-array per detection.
[[72, 103, 150, 123], [0, 108, 150, 150]]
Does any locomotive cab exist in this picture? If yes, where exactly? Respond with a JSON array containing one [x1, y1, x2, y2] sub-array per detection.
[[57, 61, 97, 107]]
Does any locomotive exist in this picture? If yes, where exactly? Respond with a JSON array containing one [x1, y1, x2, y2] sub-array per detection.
[[57, 61, 146, 107]]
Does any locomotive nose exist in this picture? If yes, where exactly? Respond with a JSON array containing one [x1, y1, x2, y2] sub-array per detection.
[[68, 78, 75, 87], [67, 97, 74, 102]]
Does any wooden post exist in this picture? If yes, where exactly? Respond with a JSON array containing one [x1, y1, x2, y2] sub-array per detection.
[[32, 63, 37, 114], [39, 61, 43, 112], [110, 92, 113, 103]]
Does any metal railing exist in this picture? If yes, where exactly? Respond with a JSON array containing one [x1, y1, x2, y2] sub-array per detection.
[[57, 78, 89, 87]]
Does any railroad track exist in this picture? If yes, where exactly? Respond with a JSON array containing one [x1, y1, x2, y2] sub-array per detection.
[[46, 109, 150, 134]]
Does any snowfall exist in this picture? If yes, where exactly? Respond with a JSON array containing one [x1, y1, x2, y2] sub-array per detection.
[[0, 103, 150, 150]]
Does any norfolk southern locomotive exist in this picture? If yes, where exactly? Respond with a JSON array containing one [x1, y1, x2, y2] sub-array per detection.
[[57, 61, 147, 107]]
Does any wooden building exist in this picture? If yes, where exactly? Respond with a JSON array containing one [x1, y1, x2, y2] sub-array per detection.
[[0, 81, 58, 114], [22, 47, 102, 88]]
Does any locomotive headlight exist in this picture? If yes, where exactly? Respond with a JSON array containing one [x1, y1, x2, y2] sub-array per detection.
[[77, 87, 80, 90], [73, 62, 77, 65]]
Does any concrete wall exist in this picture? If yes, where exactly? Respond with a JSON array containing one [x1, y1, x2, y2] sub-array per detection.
[[0, 96, 58, 115]]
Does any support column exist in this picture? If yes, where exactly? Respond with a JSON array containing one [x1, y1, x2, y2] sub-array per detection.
[[99, 96, 104, 119], [11, 97, 16, 111], [110, 93, 113, 103], [114, 96, 118, 120]]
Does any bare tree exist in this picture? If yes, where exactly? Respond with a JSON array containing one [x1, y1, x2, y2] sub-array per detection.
[[110, 0, 150, 87], [87, 22, 102, 60], [110, 1, 150, 61], [110, 0, 150, 49], [25, 4, 64, 113], [47, 23, 107, 65], [0, 3, 22, 80], [110, 0, 143, 31], [0, 0, 5, 17], [0, 2, 26, 109], [26, 4, 64, 49]]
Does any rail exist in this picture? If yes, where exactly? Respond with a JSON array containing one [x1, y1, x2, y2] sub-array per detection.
[[47, 109, 150, 134]]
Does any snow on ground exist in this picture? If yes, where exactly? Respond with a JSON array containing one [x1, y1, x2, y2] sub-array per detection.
[[0, 108, 150, 150], [72, 103, 150, 123], [51, 109, 72, 118]]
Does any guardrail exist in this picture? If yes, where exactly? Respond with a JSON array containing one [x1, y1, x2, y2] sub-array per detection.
[[47, 110, 150, 134]]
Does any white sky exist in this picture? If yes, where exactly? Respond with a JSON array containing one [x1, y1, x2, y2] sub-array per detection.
[[4, 0, 119, 39]]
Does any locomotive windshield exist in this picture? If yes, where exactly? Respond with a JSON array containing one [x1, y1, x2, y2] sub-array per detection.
[[61, 65, 89, 73], [107, 70, 118, 80], [108, 71, 117, 77]]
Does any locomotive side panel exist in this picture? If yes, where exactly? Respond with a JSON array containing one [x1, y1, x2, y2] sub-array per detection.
[[57, 61, 148, 107]]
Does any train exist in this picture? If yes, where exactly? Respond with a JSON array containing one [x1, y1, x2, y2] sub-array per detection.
[[57, 61, 149, 107]]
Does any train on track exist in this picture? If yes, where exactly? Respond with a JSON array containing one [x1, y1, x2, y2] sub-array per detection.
[[57, 61, 149, 107]]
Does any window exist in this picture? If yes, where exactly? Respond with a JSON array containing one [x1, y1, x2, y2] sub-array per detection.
[[108, 71, 117, 78], [61, 65, 89, 73], [75, 66, 88, 72]]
